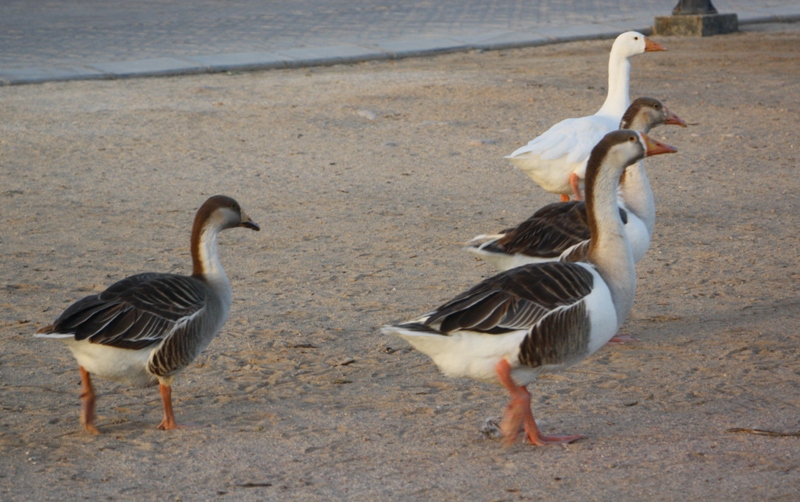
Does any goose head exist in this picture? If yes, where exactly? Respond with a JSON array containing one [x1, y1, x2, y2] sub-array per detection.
[[595, 130, 677, 180], [194, 195, 260, 233], [620, 97, 687, 133], [611, 31, 667, 59]]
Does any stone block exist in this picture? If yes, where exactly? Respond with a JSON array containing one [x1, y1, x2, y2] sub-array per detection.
[[654, 13, 738, 36]]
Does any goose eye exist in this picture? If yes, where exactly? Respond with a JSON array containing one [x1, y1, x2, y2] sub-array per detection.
[[634, 36, 639, 40], [629, 136, 636, 142]]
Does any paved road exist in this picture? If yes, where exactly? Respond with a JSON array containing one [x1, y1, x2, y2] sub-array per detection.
[[1, 0, 799, 84]]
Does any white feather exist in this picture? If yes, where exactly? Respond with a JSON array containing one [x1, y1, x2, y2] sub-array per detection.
[[62, 338, 159, 388]]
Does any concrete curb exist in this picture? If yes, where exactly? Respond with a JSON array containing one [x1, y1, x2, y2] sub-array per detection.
[[0, 7, 798, 86]]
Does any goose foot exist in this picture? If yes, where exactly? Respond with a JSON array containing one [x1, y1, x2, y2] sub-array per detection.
[[569, 173, 583, 201], [606, 334, 639, 345], [79, 366, 100, 435], [495, 359, 583, 446], [560, 194, 571, 202]]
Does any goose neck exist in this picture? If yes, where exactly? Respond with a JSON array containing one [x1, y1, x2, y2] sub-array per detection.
[[191, 224, 230, 289], [597, 54, 631, 118], [619, 160, 656, 233], [586, 158, 636, 323]]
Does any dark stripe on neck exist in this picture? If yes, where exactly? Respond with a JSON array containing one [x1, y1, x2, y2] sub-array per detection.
[[584, 137, 613, 256], [190, 195, 238, 278], [619, 101, 642, 129], [620, 97, 661, 132], [191, 208, 216, 278]]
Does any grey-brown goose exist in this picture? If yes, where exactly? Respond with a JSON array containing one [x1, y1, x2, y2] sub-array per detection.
[[468, 98, 686, 271], [35, 195, 259, 433], [383, 131, 676, 446]]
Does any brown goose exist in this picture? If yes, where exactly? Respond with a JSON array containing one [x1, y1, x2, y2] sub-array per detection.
[[383, 131, 676, 446], [35, 195, 259, 433], [468, 98, 686, 271]]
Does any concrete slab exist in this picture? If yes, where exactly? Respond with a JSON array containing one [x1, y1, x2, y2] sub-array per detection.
[[454, 31, 551, 51], [373, 38, 471, 58], [601, 16, 656, 35], [0, 65, 106, 85], [2, 2, 800, 86], [277, 45, 389, 67], [186, 52, 291, 72], [536, 23, 623, 43], [757, 4, 800, 19], [88, 58, 206, 78]]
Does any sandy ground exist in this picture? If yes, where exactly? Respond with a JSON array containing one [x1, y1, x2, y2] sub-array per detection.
[[1, 24, 799, 501]]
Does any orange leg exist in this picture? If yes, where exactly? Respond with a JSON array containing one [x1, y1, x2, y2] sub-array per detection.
[[495, 359, 583, 446], [78, 366, 100, 435], [559, 194, 571, 202], [569, 173, 583, 201], [606, 333, 639, 345], [157, 383, 180, 430]]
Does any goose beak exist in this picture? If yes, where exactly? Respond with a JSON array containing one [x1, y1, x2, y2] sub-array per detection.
[[641, 133, 677, 157], [239, 210, 260, 231], [644, 37, 667, 52], [664, 107, 687, 127]]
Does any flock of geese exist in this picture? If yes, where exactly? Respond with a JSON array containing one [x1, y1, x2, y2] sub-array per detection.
[[36, 31, 684, 446]]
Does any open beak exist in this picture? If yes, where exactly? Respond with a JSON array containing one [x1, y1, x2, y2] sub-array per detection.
[[239, 210, 260, 231], [663, 107, 687, 127], [641, 132, 677, 157], [644, 37, 667, 52]]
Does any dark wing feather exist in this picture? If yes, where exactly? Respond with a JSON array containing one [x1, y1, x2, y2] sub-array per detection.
[[421, 262, 594, 335], [532, 201, 627, 224], [46, 273, 207, 350], [482, 201, 627, 258], [559, 240, 591, 263], [494, 202, 590, 257]]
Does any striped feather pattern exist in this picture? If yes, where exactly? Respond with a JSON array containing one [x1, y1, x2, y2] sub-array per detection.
[[148, 313, 210, 377], [559, 240, 591, 263], [488, 202, 627, 258], [518, 301, 590, 367], [39, 273, 207, 351], [417, 262, 594, 336]]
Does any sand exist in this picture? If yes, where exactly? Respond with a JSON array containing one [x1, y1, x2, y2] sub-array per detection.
[[1, 24, 799, 501]]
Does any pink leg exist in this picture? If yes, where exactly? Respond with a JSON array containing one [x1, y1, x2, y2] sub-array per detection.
[[495, 359, 583, 446], [569, 173, 583, 201], [79, 366, 100, 435]]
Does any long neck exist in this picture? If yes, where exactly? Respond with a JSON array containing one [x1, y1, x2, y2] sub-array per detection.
[[191, 224, 231, 296], [586, 159, 636, 324], [619, 160, 656, 233], [597, 53, 631, 118]]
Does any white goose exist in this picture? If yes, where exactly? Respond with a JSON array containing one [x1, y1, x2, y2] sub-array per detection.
[[468, 98, 686, 271], [35, 195, 259, 433], [383, 131, 676, 446], [506, 31, 666, 201]]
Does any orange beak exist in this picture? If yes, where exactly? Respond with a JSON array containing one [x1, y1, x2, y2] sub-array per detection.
[[644, 37, 667, 52], [663, 107, 687, 127], [641, 132, 677, 157]]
